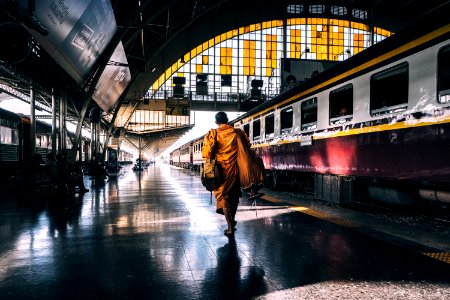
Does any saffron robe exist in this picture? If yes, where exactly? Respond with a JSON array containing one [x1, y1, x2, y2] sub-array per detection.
[[202, 124, 265, 212], [236, 132, 265, 191], [202, 124, 241, 214]]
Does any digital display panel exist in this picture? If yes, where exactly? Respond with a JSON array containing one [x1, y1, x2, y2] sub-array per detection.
[[19, 0, 117, 83], [92, 42, 131, 112]]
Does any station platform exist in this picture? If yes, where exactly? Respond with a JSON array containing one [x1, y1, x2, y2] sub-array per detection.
[[0, 163, 450, 299]]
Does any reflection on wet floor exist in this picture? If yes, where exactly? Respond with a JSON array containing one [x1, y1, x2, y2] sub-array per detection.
[[0, 163, 449, 299]]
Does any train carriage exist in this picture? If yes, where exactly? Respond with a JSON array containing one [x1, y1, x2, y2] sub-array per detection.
[[229, 20, 450, 206], [0, 107, 22, 179], [179, 142, 193, 169], [170, 148, 181, 167], [192, 136, 204, 171], [0, 107, 92, 181], [170, 135, 205, 170]]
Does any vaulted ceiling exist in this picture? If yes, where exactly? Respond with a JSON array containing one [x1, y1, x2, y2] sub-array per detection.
[[1, 0, 449, 156]]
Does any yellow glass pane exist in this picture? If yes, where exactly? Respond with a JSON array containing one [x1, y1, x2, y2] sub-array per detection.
[[202, 55, 209, 65], [220, 47, 228, 57], [243, 67, 255, 76], [244, 57, 249, 67], [178, 72, 184, 77], [151, 80, 158, 91], [293, 18, 301, 25], [196, 64, 202, 73]]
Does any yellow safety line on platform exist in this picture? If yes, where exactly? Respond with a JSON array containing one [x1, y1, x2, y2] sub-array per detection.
[[423, 252, 450, 265], [290, 206, 363, 228], [261, 194, 450, 265], [260, 195, 362, 228]]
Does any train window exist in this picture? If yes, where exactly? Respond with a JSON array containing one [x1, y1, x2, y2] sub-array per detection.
[[370, 62, 408, 115], [36, 136, 42, 147], [11, 129, 18, 145], [243, 124, 250, 137], [1, 126, 10, 144], [265, 114, 275, 138], [438, 45, 450, 103], [253, 119, 261, 140], [329, 84, 353, 124], [301, 98, 317, 130], [280, 107, 293, 134]]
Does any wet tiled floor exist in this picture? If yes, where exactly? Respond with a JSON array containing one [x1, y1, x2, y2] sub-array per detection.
[[0, 163, 450, 299]]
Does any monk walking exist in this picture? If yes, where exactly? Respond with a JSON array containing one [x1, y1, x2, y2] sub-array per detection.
[[202, 111, 265, 236], [202, 112, 244, 236]]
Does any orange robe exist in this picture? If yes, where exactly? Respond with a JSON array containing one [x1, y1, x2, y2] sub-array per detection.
[[236, 132, 265, 191], [202, 124, 242, 214]]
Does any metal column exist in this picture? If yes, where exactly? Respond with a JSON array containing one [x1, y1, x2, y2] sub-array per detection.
[[30, 83, 36, 157], [58, 90, 67, 151], [51, 88, 57, 153]]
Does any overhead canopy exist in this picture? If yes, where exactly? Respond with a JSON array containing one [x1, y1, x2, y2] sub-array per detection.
[[0, 0, 449, 157]]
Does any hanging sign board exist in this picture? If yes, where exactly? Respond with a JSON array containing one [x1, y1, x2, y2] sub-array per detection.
[[92, 42, 131, 112], [165, 99, 190, 116], [19, 0, 117, 83]]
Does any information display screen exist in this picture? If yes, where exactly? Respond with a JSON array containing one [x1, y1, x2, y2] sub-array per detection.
[[19, 0, 117, 83], [92, 42, 131, 112]]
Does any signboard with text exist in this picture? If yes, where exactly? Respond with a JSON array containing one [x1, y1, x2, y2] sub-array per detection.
[[165, 99, 190, 116], [92, 42, 131, 112], [19, 0, 117, 83]]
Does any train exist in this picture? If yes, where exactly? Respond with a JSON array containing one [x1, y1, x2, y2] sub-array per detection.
[[170, 18, 450, 207], [170, 135, 204, 171], [0, 106, 91, 181]]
